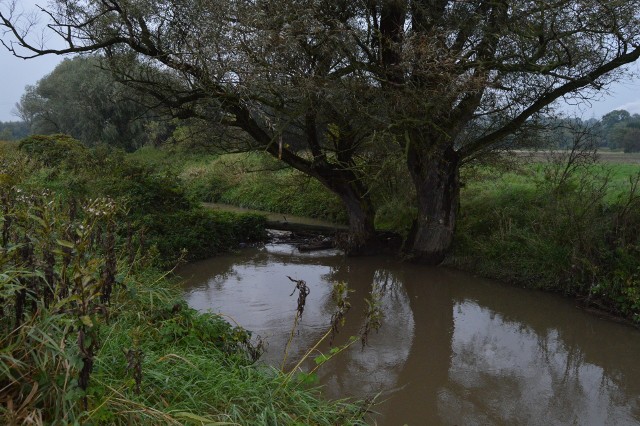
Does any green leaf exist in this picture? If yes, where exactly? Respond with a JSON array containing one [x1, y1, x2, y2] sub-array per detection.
[[28, 213, 46, 228], [313, 354, 328, 365], [173, 411, 238, 425], [56, 239, 75, 248], [80, 315, 93, 328], [54, 294, 81, 310], [295, 372, 319, 386]]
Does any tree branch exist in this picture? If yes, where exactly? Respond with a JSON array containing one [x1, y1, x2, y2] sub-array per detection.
[[458, 45, 640, 159]]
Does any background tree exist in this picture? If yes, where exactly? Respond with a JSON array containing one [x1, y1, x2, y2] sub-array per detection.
[[599, 109, 632, 148], [594, 109, 640, 151], [621, 124, 640, 152], [16, 55, 172, 151], [0, 120, 29, 140], [3, 0, 640, 262]]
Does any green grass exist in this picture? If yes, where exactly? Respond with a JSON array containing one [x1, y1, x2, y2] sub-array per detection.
[[128, 145, 214, 174], [453, 161, 640, 322], [0, 142, 369, 425], [218, 169, 347, 223], [0, 140, 18, 151], [86, 270, 369, 425], [131, 148, 349, 224], [461, 161, 640, 205], [1, 268, 369, 425], [6, 137, 268, 265]]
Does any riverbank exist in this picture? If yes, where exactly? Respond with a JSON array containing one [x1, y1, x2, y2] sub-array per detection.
[[141, 146, 640, 325], [203, 202, 348, 234], [452, 159, 640, 324], [0, 138, 369, 425], [180, 242, 640, 425]]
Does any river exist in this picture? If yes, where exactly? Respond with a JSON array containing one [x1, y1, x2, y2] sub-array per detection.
[[179, 242, 640, 425]]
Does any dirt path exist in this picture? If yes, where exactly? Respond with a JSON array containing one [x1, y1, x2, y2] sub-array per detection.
[[203, 202, 348, 233]]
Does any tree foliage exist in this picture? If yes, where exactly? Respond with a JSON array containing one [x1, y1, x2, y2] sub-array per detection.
[[2, 0, 640, 261], [16, 56, 171, 151], [0, 120, 29, 140], [598, 109, 640, 151]]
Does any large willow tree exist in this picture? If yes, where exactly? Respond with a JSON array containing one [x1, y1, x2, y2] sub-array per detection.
[[3, 0, 640, 262]]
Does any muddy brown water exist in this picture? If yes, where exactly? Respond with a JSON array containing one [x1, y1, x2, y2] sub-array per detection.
[[179, 243, 640, 425]]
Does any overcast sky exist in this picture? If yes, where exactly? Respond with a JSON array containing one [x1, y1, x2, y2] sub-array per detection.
[[1, 1, 639, 122], [0, 50, 62, 121]]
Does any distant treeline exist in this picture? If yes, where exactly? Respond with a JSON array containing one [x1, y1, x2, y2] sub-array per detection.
[[597, 110, 640, 152], [0, 120, 29, 140], [542, 110, 640, 152]]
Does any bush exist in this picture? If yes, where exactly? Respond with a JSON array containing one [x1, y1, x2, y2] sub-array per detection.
[[143, 210, 267, 262], [18, 134, 88, 169], [8, 142, 268, 264]]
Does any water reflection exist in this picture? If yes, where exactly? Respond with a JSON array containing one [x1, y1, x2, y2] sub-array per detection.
[[179, 244, 640, 425], [444, 301, 636, 425], [320, 265, 414, 400]]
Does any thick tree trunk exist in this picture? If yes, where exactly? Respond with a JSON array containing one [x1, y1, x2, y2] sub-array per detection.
[[338, 190, 376, 254], [233, 106, 377, 254], [319, 169, 377, 255], [406, 144, 460, 264]]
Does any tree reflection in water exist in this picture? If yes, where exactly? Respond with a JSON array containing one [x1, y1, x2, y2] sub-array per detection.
[[179, 245, 640, 425]]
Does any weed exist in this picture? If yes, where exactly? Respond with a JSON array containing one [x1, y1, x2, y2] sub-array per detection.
[[281, 276, 310, 369], [1, 143, 366, 425], [281, 275, 383, 411], [453, 148, 640, 322]]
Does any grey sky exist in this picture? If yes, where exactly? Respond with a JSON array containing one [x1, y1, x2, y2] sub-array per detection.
[[1, 1, 639, 123], [1, 0, 64, 121], [0, 49, 62, 121]]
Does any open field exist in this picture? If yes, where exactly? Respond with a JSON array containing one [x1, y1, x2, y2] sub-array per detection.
[[513, 150, 640, 164], [597, 151, 640, 164]]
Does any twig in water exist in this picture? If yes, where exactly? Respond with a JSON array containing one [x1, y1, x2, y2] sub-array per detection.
[[281, 276, 310, 369]]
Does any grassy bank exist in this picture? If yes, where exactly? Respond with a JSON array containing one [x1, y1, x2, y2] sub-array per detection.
[[0, 232, 367, 424], [1, 137, 368, 424], [130, 146, 419, 234], [1, 262, 367, 424], [453, 157, 640, 323], [7, 136, 267, 265], [128, 145, 640, 323], [131, 147, 348, 224]]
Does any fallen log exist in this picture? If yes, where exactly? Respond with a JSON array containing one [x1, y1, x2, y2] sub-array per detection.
[[297, 239, 335, 252]]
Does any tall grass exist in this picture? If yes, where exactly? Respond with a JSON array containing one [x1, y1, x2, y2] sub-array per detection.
[[7, 136, 268, 265], [1, 252, 368, 424], [85, 269, 369, 425], [453, 153, 640, 322], [133, 148, 348, 223], [1, 138, 368, 425]]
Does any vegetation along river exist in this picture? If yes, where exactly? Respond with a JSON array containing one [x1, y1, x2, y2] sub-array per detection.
[[179, 242, 640, 425]]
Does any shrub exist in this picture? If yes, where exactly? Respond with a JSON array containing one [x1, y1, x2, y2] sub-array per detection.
[[142, 210, 267, 263], [453, 162, 640, 323], [18, 134, 88, 169]]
